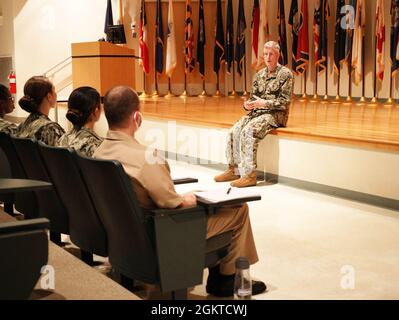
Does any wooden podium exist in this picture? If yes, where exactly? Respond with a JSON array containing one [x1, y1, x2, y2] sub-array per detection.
[[71, 41, 136, 96]]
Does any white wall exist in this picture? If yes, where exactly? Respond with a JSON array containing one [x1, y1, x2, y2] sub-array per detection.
[[0, 0, 15, 58], [12, 0, 140, 118]]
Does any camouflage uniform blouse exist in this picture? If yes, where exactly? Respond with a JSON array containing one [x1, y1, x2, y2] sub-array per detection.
[[15, 112, 65, 146], [248, 64, 294, 127], [0, 118, 17, 135], [57, 127, 103, 157]]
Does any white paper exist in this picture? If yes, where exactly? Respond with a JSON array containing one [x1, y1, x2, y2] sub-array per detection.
[[194, 188, 260, 203]]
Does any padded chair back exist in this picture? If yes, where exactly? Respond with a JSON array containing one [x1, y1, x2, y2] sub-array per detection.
[[11, 136, 68, 234], [0, 132, 25, 178], [76, 154, 158, 283], [0, 147, 13, 207], [0, 133, 38, 218], [0, 218, 49, 300], [38, 143, 107, 257]]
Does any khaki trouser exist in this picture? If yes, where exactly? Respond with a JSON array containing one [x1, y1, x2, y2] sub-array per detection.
[[206, 203, 258, 275]]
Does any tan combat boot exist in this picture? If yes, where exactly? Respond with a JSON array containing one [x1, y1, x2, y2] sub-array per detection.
[[214, 165, 240, 182], [230, 171, 257, 188]]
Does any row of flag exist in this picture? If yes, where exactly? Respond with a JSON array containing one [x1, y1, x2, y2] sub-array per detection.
[[134, 0, 399, 83]]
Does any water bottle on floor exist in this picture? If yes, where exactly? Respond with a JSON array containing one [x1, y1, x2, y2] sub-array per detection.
[[234, 257, 252, 300]]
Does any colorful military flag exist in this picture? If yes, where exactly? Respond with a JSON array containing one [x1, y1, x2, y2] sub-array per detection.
[[155, 0, 164, 74], [197, 0, 206, 78], [277, 0, 288, 66], [235, 0, 247, 76], [290, 1, 313, 74], [104, 0, 114, 34], [214, 0, 225, 74], [185, 0, 195, 73], [397, 33, 399, 60], [251, 0, 260, 69], [375, 0, 385, 81], [351, 0, 366, 85], [226, 0, 234, 73], [391, 0, 399, 77], [344, 0, 355, 66], [313, 0, 330, 72], [334, 0, 346, 74], [139, 0, 149, 74], [257, 0, 270, 69], [288, 0, 299, 72], [166, 0, 177, 77]]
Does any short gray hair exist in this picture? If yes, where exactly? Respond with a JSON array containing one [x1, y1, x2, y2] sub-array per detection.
[[264, 41, 280, 52]]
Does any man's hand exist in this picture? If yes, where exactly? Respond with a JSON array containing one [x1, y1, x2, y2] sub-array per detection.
[[180, 193, 197, 208], [243, 95, 267, 110]]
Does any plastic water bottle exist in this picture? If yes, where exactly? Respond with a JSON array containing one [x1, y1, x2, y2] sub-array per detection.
[[234, 257, 252, 300]]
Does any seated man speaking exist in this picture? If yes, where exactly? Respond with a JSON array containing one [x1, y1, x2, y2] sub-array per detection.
[[215, 41, 294, 188], [94, 86, 266, 297]]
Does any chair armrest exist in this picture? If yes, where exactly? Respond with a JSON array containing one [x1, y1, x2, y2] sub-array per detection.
[[0, 218, 49, 235], [148, 205, 206, 217]]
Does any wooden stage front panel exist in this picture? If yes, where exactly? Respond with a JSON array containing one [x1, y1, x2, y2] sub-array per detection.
[[140, 96, 399, 152]]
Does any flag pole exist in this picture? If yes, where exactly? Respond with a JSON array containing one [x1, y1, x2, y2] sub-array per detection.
[[181, 73, 188, 97], [164, 78, 174, 98], [139, 71, 151, 98], [243, 56, 248, 96], [199, 78, 207, 97], [359, 37, 366, 102], [387, 76, 394, 104], [301, 70, 307, 99], [214, 70, 221, 97], [335, 68, 341, 101], [153, 72, 159, 97], [346, 57, 352, 102], [312, 65, 318, 100], [371, 34, 378, 103], [229, 62, 237, 97], [324, 64, 328, 100]]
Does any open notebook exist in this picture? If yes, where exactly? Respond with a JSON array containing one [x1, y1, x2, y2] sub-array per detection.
[[194, 187, 261, 204]]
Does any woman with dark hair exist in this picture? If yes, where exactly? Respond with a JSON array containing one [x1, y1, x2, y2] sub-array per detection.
[[16, 76, 65, 145], [0, 84, 17, 134], [57, 86, 103, 157]]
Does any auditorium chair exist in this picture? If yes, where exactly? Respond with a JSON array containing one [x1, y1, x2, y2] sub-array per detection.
[[0, 146, 14, 214], [11, 136, 69, 243], [76, 154, 232, 300], [0, 218, 49, 300], [38, 143, 108, 265], [0, 132, 39, 218]]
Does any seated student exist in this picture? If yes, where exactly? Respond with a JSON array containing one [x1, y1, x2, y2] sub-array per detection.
[[58, 87, 103, 157], [16, 76, 64, 146], [0, 84, 17, 134], [94, 86, 267, 297]]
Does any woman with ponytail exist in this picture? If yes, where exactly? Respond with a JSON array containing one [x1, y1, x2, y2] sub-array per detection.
[[16, 76, 64, 145], [57, 86, 103, 157]]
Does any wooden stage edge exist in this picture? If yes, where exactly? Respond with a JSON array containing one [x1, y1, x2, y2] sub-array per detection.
[[140, 96, 399, 153]]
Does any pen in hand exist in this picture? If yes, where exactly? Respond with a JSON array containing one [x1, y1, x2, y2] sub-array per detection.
[[227, 187, 231, 194]]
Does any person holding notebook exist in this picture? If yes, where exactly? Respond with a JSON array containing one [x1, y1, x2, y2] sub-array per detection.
[[94, 86, 267, 298]]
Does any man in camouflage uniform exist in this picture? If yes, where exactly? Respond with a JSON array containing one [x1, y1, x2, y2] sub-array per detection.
[[58, 127, 103, 157], [0, 84, 17, 135], [16, 113, 65, 146], [215, 41, 294, 188]]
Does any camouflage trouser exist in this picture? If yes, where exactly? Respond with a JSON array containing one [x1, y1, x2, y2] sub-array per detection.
[[226, 114, 276, 175]]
